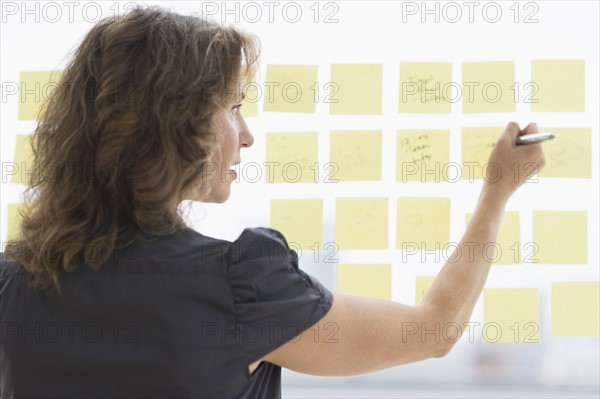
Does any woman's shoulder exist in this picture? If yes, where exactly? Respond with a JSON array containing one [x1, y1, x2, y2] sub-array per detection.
[[226, 227, 294, 264], [181, 226, 292, 260]]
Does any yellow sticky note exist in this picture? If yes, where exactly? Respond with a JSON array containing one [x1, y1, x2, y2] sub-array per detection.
[[19, 70, 63, 120], [531, 60, 585, 112], [532, 211, 587, 264], [330, 130, 382, 181], [330, 64, 382, 115], [538, 128, 592, 178], [415, 276, 435, 305], [399, 62, 452, 113], [466, 212, 520, 264], [241, 80, 259, 117], [337, 264, 391, 300], [11, 134, 36, 185], [462, 62, 515, 113], [270, 199, 323, 250], [397, 130, 450, 182], [484, 288, 540, 343], [397, 197, 450, 250], [461, 127, 503, 180], [7, 203, 25, 241], [265, 132, 318, 183], [552, 282, 599, 336], [335, 198, 388, 250], [263, 65, 317, 113]]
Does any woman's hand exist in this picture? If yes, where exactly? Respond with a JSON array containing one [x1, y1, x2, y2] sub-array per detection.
[[482, 121, 546, 202]]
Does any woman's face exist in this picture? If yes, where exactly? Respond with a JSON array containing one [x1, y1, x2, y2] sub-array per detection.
[[187, 89, 254, 203]]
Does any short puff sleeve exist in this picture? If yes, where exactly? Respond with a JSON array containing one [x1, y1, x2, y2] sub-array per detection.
[[227, 227, 334, 364]]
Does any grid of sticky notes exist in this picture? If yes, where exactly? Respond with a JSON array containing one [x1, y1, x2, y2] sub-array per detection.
[[257, 60, 585, 115], [259, 61, 593, 327]]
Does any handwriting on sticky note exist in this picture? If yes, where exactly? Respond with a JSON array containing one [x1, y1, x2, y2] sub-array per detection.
[[538, 128, 591, 178], [337, 264, 392, 300], [399, 133, 433, 162], [399, 62, 452, 113], [397, 130, 449, 182]]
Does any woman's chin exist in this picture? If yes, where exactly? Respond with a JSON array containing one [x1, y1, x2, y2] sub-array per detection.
[[208, 188, 231, 204]]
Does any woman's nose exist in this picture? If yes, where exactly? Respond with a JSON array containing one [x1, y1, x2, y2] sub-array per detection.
[[240, 119, 254, 148]]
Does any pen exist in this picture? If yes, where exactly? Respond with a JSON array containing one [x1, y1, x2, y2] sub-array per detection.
[[516, 132, 556, 145]]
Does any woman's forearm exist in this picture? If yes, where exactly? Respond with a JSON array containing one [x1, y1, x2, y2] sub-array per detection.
[[421, 190, 507, 331]]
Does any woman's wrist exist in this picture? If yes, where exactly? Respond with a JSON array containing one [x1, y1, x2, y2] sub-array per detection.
[[478, 186, 509, 213]]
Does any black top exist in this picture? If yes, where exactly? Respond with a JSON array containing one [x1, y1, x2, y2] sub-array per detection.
[[0, 227, 334, 398]]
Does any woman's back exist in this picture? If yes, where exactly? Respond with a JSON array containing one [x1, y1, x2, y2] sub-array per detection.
[[0, 227, 333, 398]]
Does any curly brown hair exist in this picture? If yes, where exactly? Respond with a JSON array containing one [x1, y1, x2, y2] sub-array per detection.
[[4, 5, 260, 293]]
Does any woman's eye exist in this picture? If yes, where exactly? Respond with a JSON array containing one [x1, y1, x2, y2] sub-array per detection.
[[232, 104, 242, 112]]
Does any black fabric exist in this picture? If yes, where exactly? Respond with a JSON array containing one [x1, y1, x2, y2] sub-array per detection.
[[0, 227, 334, 398]]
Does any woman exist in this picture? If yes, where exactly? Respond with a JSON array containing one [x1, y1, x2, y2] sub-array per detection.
[[0, 5, 545, 398]]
